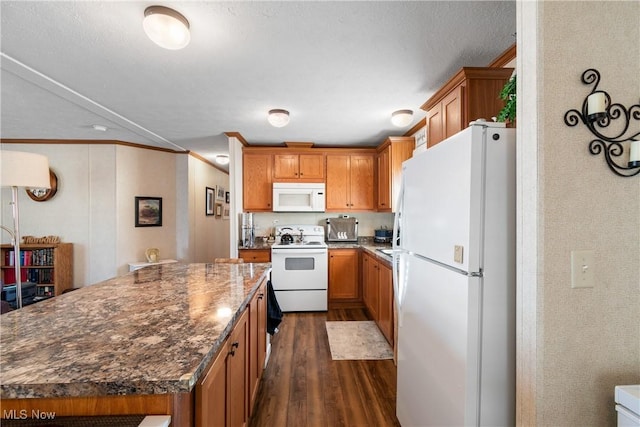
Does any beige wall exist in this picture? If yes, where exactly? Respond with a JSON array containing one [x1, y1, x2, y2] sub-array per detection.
[[186, 154, 231, 263], [519, 1, 640, 425], [114, 145, 178, 276], [1, 143, 229, 284], [1, 143, 118, 286]]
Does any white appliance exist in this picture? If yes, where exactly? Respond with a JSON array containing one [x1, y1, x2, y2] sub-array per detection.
[[272, 183, 325, 212], [270, 225, 328, 311], [393, 122, 516, 426], [616, 385, 640, 426]]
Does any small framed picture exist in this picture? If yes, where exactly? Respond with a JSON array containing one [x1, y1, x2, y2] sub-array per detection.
[[215, 202, 223, 218], [206, 187, 215, 216], [216, 185, 225, 201], [135, 197, 162, 227], [225, 191, 230, 204], [223, 204, 230, 220]]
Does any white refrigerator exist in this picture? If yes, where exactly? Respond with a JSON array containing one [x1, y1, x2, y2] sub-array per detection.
[[393, 121, 515, 426]]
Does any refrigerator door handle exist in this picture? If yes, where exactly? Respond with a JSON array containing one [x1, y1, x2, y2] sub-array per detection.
[[392, 171, 405, 309]]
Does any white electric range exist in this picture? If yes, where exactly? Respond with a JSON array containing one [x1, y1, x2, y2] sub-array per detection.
[[270, 225, 328, 312]]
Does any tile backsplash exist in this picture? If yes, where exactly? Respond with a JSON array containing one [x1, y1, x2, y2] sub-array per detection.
[[250, 212, 394, 238]]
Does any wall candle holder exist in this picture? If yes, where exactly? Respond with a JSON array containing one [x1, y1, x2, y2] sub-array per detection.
[[563, 68, 640, 177]]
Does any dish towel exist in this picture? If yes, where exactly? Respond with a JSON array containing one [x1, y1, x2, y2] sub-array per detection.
[[266, 280, 283, 335]]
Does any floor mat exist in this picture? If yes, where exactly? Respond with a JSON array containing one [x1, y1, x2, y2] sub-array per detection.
[[325, 321, 393, 360]]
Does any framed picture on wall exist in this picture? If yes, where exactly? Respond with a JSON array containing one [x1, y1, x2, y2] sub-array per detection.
[[206, 187, 215, 216], [225, 191, 230, 204], [135, 196, 162, 227], [215, 202, 223, 218], [215, 185, 225, 201], [223, 204, 230, 220]]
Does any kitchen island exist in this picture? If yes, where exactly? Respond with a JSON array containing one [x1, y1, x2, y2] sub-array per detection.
[[0, 262, 271, 425]]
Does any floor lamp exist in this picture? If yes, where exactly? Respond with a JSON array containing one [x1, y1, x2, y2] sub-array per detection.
[[1, 151, 51, 309]]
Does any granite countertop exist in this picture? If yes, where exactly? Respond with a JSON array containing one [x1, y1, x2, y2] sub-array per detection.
[[239, 237, 393, 264], [0, 262, 271, 399]]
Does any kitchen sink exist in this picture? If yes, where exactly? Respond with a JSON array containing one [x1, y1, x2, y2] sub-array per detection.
[[377, 248, 393, 256]]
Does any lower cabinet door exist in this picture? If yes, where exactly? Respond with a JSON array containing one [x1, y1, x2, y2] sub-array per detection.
[[228, 310, 248, 427], [196, 344, 227, 427], [377, 262, 394, 346]]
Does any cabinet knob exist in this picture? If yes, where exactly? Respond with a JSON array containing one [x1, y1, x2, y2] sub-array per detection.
[[258, 293, 264, 300]]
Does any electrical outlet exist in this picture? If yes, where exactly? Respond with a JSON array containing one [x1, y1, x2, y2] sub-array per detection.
[[571, 250, 594, 288]]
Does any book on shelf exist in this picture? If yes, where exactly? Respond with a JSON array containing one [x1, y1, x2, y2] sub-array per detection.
[[3, 248, 54, 267], [3, 268, 28, 285]]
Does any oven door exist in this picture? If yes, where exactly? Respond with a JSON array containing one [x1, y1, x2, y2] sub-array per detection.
[[270, 248, 328, 291]]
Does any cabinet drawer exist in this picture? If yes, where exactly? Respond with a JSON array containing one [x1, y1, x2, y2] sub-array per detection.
[[238, 249, 271, 263]]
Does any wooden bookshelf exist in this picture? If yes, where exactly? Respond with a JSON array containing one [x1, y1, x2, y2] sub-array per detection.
[[1, 243, 73, 302]]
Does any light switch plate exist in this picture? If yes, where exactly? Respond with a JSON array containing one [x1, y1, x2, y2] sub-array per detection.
[[571, 250, 594, 288], [454, 245, 464, 264]]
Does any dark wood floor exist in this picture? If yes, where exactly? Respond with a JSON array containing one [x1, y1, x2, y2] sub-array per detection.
[[249, 308, 401, 427]]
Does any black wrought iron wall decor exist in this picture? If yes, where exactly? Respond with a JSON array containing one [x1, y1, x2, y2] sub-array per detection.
[[564, 68, 640, 177]]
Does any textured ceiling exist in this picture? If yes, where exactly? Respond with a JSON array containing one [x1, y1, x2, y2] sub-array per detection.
[[0, 1, 516, 170]]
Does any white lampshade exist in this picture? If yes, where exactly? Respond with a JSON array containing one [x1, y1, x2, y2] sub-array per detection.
[[143, 6, 190, 50], [1, 151, 51, 189], [391, 109, 414, 127], [268, 109, 290, 128]]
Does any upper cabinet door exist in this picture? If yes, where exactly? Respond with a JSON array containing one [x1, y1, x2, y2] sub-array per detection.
[[273, 154, 299, 179], [326, 153, 375, 211], [273, 153, 325, 181], [377, 147, 391, 211], [243, 153, 273, 211], [442, 86, 463, 141], [326, 155, 351, 210], [349, 155, 375, 210], [298, 154, 325, 180]]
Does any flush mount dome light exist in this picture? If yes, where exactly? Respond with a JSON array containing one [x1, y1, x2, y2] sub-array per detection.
[[215, 154, 230, 165], [391, 109, 414, 127], [268, 109, 290, 128], [143, 6, 190, 50]]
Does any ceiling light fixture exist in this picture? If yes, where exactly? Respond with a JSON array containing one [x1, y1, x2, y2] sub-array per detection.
[[268, 109, 290, 128], [92, 124, 107, 132], [391, 109, 414, 127], [215, 154, 230, 165], [143, 6, 190, 50]]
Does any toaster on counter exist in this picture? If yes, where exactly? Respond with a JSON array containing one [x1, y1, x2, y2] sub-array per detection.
[[326, 217, 358, 242]]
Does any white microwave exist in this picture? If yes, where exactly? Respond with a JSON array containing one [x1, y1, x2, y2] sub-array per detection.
[[273, 183, 325, 212]]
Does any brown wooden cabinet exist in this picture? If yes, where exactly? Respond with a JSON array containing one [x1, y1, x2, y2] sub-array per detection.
[[243, 153, 273, 211], [238, 249, 271, 263], [273, 153, 324, 181], [361, 251, 394, 347], [196, 277, 268, 427], [196, 308, 248, 427], [362, 252, 379, 321], [377, 262, 393, 346], [328, 249, 360, 307], [195, 340, 227, 427], [247, 280, 267, 417], [326, 154, 375, 211], [422, 67, 514, 147], [0, 243, 73, 302], [376, 137, 414, 212]]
